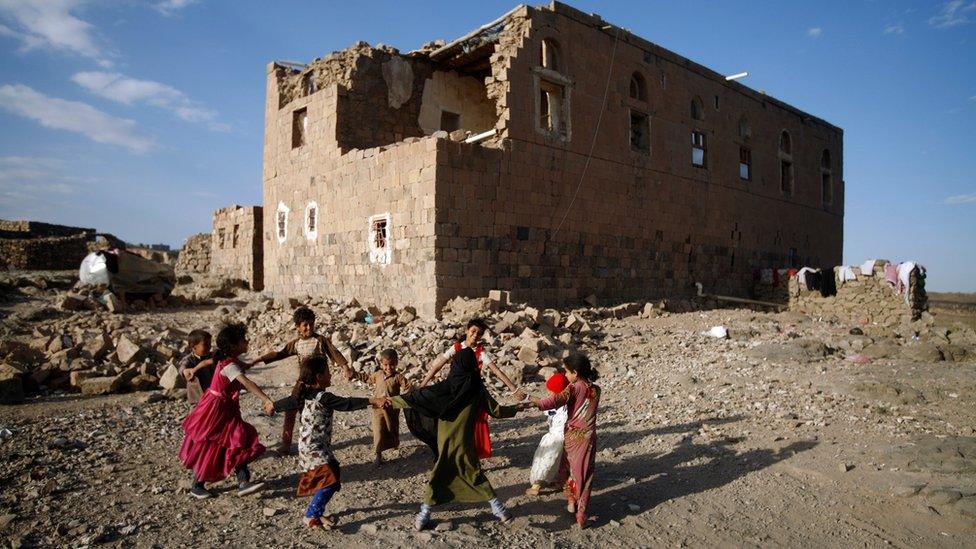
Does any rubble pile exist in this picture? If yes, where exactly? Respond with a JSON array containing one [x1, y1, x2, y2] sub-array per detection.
[[790, 263, 927, 326]]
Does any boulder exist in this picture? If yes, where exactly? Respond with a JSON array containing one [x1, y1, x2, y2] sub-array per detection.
[[158, 364, 185, 390], [116, 335, 143, 365], [58, 294, 86, 311], [902, 343, 943, 363], [78, 376, 120, 396], [80, 331, 112, 360], [70, 370, 96, 388]]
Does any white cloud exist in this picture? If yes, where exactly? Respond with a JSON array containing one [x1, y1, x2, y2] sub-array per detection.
[[884, 23, 905, 35], [0, 84, 153, 153], [807, 27, 823, 38], [0, 0, 110, 62], [970, 94, 976, 101], [153, 0, 197, 16], [944, 191, 976, 205], [929, 1, 976, 28], [72, 71, 226, 131]]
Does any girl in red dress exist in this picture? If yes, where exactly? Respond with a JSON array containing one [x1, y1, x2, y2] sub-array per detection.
[[528, 353, 601, 529], [179, 323, 274, 499]]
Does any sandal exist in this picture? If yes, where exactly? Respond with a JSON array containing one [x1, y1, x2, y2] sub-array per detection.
[[321, 515, 338, 530], [524, 484, 541, 496], [303, 517, 323, 529], [567, 501, 577, 514]]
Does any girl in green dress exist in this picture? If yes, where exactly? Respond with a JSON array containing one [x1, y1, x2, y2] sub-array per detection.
[[391, 346, 526, 530]]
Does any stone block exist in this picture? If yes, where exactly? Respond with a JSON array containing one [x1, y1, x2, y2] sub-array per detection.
[[158, 364, 185, 390]]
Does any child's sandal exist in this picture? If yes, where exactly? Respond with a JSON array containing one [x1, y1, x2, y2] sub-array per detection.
[[524, 485, 541, 496], [303, 517, 323, 529], [566, 501, 577, 514]]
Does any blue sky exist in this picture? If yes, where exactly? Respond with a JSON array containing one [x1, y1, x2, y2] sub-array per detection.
[[0, 1, 974, 291]]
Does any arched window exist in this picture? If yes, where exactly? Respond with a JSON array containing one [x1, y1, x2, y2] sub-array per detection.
[[691, 96, 704, 121], [738, 117, 751, 140], [541, 39, 561, 71], [780, 130, 792, 156], [630, 72, 647, 101]]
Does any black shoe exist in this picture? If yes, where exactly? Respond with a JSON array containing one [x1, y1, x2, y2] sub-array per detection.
[[189, 486, 212, 499]]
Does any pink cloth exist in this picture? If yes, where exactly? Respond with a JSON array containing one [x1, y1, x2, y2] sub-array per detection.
[[884, 264, 898, 287], [538, 379, 601, 527], [178, 358, 265, 482]]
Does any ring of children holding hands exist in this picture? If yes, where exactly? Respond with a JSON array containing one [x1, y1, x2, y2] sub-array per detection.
[[177, 307, 601, 531]]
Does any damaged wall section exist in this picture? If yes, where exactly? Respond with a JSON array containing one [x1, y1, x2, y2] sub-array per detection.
[[211, 205, 263, 290]]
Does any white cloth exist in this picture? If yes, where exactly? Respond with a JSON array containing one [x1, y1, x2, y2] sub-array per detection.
[[837, 266, 857, 285], [796, 267, 817, 287], [529, 405, 567, 484], [860, 259, 877, 277], [220, 363, 242, 382], [896, 261, 924, 303], [443, 343, 495, 368]]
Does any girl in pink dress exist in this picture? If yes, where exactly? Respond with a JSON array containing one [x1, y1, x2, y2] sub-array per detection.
[[529, 353, 601, 529], [179, 323, 274, 499]]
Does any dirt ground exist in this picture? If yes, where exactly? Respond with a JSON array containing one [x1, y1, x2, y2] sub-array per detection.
[[1, 287, 975, 548]]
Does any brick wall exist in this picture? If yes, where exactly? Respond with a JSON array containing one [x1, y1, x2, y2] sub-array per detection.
[[0, 234, 91, 270], [211, 206, 263, 290], [417, 70, 496, 135]]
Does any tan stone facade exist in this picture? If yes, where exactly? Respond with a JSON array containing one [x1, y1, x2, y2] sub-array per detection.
[[262, 2, 844, 317], [211, 205, 263, 290]]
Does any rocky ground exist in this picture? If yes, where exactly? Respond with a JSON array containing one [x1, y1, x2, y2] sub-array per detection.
[[1, 272, 975, 548]]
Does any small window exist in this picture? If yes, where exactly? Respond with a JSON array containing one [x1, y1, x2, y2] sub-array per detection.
[[368, 213, 391, 265], [217, 228, 226, 249], [788, 247, 799, 268], [630, 111, 650, 152], [714, 95, 720, 109], [538, 79, 568, 139], [739, 147, 752, 180], [738, 117, 751, 140], [232, 224, 239, 248], [630, 72, 647, 101], [541, 38, 561, 71], [820, 149, 832, 206], [692, 131, 707, 167], [304, 201, 318, 241], [292, 108, 308, 149], [691, 96, 704, 121], [780, 130, 792, 156], [276, 202, 289, 244], [440, 111, 460, 132], [781, 160, 794, 196]]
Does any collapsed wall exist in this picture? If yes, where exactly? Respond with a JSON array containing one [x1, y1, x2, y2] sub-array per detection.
[[175, 233, 211, 274], [211, 206, 263, 290], [788, 262, 927, 326], [0, 220, 95, 270]]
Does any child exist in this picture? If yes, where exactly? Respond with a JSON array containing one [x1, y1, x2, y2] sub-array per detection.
[[179, 329, 215, 405], [419, 318, 526, 459], [178, 323, 273, 499], [271, 356, 387, 529], [253, 306, 354, 455], [391, 347, 524, 531], [349, 349, 412, 465], [525, 372, 569, 496], [527, 353, 601, 529]]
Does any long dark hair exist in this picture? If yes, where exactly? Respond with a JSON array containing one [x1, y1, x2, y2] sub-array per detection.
[[563, 352, 599, 382], [214, 322, 247, 362]]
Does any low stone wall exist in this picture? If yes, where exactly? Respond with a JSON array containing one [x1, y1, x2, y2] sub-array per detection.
[[788, 262, 927, 326], [0, 234, 91, 270], [175, 233, 211, 274]]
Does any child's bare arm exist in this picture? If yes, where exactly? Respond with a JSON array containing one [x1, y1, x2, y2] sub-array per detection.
[[484, 361, 526, 400], [236, 374, 274, 409], [421, 355, 449, 386]]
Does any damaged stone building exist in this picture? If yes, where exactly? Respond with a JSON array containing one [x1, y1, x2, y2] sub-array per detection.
[[262, 1, 843, 318]]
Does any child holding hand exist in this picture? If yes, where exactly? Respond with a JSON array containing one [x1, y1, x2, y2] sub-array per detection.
[[271, 356, 388, 529], [348, 348, 412, 465], [526, 353, 601, 528], [525, 372, 569, 496], [178, 323, 272, 499]]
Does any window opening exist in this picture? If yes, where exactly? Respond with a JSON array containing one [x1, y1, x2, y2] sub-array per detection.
[[217, 228, 225, 249], [691, 96, 704, 121], [276, 202, 289, 244], [368, 213, 392, 265], [739, 147, 752, 180], [440, 111, 460, 132], [692, 131, 707, 167], [541, 39, 560, 71], [304, 201, 318, 241], [630, 72, 647, 101], [232, 224, 239, 248], [630, 111, 650, 152], [292, 108, 308, 149], [539, 79, 567, 137]]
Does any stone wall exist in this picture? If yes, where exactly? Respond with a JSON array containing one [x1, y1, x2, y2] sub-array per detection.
[[0, 219, 95, 270], [789, 263, 927, 326], [417, 70, 496, 135], [175, 233, 211, 274], [211, 206, 263, 290]]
